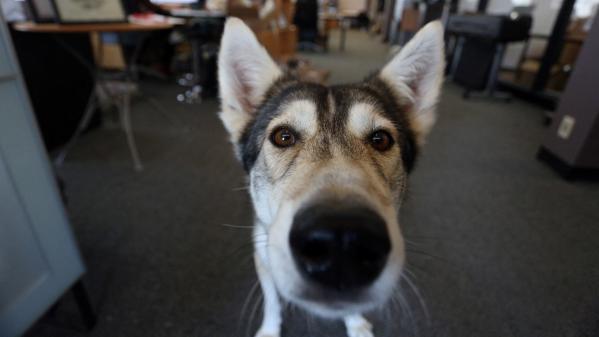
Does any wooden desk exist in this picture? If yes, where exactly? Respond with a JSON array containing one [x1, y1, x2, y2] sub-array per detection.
[[13, 22, 174, 33], [13, 21, 175, 171]]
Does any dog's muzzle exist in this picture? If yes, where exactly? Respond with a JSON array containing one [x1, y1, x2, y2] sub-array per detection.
[[289, 203, 391, 291]]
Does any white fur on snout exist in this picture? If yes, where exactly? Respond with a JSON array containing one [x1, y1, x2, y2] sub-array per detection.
[[265, 201, 306, 301], [262, 161, 405, 319], [249, 100, 317, 226], [347, 103, 396, 137]]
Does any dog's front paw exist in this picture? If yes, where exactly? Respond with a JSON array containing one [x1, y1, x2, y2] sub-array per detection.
[[347, 324, 374, 337], [345, 315, 374, 337], [254, 328, 280, 337]]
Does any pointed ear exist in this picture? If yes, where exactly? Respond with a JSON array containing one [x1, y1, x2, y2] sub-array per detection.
[[218, 18, 282, 144], [379, 21, 445, 146]]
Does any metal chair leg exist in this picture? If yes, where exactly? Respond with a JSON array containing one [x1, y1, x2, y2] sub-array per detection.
[[120, 92, 143, 171]]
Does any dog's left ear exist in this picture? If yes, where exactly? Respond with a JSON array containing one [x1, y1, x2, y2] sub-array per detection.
[[218, 18, 282, 145], [379, 21, 445, 146]]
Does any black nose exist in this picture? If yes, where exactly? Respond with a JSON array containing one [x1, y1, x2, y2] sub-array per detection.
[[289, 204, 391, 290]]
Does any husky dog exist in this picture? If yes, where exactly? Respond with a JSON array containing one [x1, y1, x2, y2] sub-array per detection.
[[218, 18, 444, 337]]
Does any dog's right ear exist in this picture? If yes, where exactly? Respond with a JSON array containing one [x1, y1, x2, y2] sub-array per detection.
[[218, 18, 282, 145]]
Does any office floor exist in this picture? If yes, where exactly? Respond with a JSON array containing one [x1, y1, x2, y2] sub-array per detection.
[[26, 31, 599, 337]]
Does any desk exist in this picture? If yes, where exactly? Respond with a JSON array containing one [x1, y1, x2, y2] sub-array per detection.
[[170, 9, 225, 18], [320, 13, 354, 51], [13, 22, 174, 33], [13, 21, 174, 171]]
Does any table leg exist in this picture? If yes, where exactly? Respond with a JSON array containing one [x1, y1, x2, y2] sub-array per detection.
[[340, 19, 348, 52], [120, 91, 143, 171], [449, 36, 465, 80]]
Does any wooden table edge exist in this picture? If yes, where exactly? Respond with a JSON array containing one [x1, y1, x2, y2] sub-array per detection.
[[12, 22, 175, 33]]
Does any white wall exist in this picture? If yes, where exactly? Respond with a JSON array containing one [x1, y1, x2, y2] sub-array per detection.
[[487, 0, 515, 14], [575, 0, 599, 17], [459, 0, 478, 12], [338, 0, 368, 13]]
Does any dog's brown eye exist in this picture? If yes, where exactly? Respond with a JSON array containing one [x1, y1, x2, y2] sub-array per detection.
[[271, 127, 297, 148], [369, 130, 393, 152]]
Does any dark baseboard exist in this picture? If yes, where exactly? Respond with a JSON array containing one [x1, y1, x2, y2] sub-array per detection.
[[498, 81, 559, 110], [537, 147, 599, 181]]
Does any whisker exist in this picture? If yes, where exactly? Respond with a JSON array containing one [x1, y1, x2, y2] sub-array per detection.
[[222, 241, 256, 262], [389, 291, 404, 334], [382, 300, 394, 337], [404, 261, 431, 277], [396, 288, 418, 337], [247, 292, 264, 337], [240, 280, 260, 335], [406, 249, 450, 264], [404, 239, 423, 247], [403, 234, 439, 241], [221, 223, 254, 229], [253, 233, 268, 240], [402, 270, 430, 325]]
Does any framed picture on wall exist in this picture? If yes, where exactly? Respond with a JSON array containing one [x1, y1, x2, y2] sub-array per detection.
[[51, 0, 127, 23], [26, 0, 57, 23]]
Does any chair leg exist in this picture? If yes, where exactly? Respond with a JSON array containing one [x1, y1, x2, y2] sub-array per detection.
[[120, 93, 143, 171], [72, 280, 97, 331]]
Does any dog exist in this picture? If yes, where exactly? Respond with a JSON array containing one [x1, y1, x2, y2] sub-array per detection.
[[217, 18, 444, 337]]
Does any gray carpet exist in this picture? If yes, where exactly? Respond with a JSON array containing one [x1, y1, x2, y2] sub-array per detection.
[[25, 31, 599, 337]]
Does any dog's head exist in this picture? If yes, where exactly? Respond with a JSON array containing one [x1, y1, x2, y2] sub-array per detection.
[[218, 18, 444, 318]]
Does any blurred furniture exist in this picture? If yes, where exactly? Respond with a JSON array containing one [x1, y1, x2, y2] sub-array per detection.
[[397, 6, 420, 46], [12, 22, 172, 32], [0, 17, 92, 337], [497, 0, 576, 110], [229, 0, 298, 60], [392, 1, 443, 46], [9, 26, 94, 151], [136, 0, 226, 102], [26, 0, 56, 22], [421, 0, 444, 25], [514, 18, 588, 93], [50, 0, 127, 23], [13, 21, 173, 171], [539, 17, 599, 179], [447, 13, 532, 99], [174, 16, 225, 102], [284, 58, 330, 83], [514, 35, 585, 92], [294, 0, 319, 50], [319, 12, 353, 51]]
